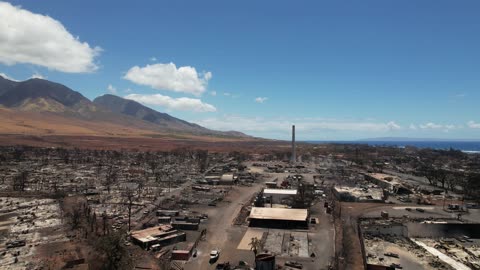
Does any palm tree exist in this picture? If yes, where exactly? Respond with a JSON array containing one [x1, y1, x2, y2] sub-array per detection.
[[248, 237, 261, 256]]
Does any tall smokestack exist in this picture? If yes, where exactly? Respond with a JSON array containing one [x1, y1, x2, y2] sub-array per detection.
[[291, 125, 296, 163]]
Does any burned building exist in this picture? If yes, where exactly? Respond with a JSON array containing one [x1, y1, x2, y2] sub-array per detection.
[[131, 225, 186, 250], [365, 173, 413, 195], [248, 207, 309, 229], [333, 186, 385, 202], [263, 188, 297, 204]]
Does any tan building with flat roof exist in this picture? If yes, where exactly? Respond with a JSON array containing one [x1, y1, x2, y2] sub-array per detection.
[[248, 207, 308, 229], [131, 225, 186, 249]]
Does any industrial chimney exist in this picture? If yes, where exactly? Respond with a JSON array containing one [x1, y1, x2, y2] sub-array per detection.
[[291, 125, 296, 163]]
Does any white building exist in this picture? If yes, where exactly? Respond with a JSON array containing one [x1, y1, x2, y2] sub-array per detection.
[[263, 188, 297, 204]]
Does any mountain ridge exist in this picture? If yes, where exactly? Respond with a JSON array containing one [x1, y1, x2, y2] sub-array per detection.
[[0, 75, 249, 139], [93, 94, 207, 132]]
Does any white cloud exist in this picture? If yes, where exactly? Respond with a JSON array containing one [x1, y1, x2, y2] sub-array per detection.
[[468, 121, 480, 129], [0, 72, 19, 81], [150, 57, 157, 62], [222, 92, 240, 98], [125, 93, 216, 112], [1, 71, 44, 81], [254, 97, 268, 103], [107, 84, 117, 94], [386, 121, 401, 131], [0, 2, 101, 73], [419, 122, 457, 132], [409, 124, 418, 130], [30, 72, 44, 79], [195, 116, 402, 134], [419, 122, 444, 129], [445, 124, 456, 130], [123, 63, 211, 96], [210, 91, 217, 96]]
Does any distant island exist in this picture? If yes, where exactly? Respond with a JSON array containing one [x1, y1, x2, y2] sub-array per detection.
[[358, 137, 480, 142]]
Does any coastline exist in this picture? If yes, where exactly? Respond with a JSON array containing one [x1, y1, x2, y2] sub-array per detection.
[[305, 140, 480, 153]]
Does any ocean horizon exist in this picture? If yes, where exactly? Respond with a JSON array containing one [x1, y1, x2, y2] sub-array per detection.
[[305, 140, 480, 153]]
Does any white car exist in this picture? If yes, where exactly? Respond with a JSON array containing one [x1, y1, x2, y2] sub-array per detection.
[[210, 250, 220, 260]]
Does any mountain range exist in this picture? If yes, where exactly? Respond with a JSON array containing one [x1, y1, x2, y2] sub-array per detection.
[[0, 75, 248, 140]]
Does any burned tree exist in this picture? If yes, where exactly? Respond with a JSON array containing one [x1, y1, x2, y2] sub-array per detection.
[[58, 148, 70, 164], [12, 169, 28, 192], [196, 149, 209, 173], [0, 172, 5, 185], [464, 173, 480, 202], [155, 169, 173, 193], [95, 230, 133, 270], [91, 212, 97, 233], [230, 151, 249, 163], [135, 177, 145, 199], [248, 237, 261, 256], [104, 164, 118, 194], [67, 206, 82, 230], [436, 169, 448, 190], [292, 182, 315, 209], [445, 173, 459, 192], [145, 152, 161, 176], [102, 211, 109, 235], [95, 161, 103, 180], [123, 188, 136, 231], [418, 164, 439, 186], [11, 147, 25, 161]]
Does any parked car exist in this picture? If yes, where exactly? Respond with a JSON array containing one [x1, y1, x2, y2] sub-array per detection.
[[215, 262, 230, 270], [285, 261, 303, 269], [6, 240, 26, 249], [210, 249, 220, 260]]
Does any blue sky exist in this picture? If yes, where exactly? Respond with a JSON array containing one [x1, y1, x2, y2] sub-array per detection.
[[1, 0, 480, 140]]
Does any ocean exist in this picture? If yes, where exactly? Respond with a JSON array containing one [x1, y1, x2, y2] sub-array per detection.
[[306, 141, 480, 153]]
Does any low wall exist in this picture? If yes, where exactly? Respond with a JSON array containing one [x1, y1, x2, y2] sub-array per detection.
[[362, 223, 407, 237], [407, 223, 480, 238]]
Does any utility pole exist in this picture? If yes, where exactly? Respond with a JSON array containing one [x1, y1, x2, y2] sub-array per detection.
[[291, 125, 296, 164]]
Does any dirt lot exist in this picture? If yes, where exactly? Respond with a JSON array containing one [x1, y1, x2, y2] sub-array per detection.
[[182, 162, 335, 270], [364, 236, 444, 270], [0, 134, 288, 152], [0, 197, 71, 269], [337, 202, 390, 270]]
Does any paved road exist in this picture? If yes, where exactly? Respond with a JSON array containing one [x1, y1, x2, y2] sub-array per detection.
[[184, 184, 263, 270]]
